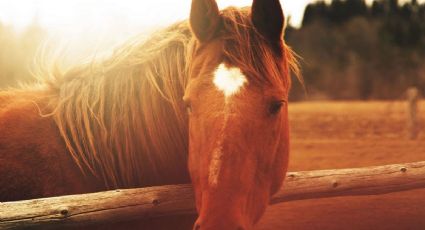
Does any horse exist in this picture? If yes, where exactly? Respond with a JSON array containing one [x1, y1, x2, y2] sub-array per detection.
[[0, 0, 300, 229]]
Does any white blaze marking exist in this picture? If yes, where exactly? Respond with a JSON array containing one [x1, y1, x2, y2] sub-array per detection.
[[208, 64, 248, 187], [213, 64, 247, 98], [208, 147, 223, 187]]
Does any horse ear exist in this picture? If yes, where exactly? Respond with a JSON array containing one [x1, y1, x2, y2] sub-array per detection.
[[190, 0, 221, 42], [251, 0, 285, 42]]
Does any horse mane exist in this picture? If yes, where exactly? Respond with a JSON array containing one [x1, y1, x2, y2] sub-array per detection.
[[32, 7, 300, 189], [35, 22, 194, 188]]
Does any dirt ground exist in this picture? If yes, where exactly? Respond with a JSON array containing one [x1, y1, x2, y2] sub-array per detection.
[[258, 100, 425, 230]]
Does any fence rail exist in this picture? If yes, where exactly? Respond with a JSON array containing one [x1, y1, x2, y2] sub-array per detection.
[[1, 161, 425, 229]]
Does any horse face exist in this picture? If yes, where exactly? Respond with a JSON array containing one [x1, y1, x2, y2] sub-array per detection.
[[185, 0, 290, 229]]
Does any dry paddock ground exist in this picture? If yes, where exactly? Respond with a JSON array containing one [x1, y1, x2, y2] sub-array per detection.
[[8, 100, 423, 230], [258, 100, 425, 230]]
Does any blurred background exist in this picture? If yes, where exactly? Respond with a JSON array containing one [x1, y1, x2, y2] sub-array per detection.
[[1, 1, 425, 229], [0, 0, 424, 100], [287, 0, 425, 101]]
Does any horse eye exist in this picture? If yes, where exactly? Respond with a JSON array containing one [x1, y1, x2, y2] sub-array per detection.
[[269, 101, 283, 115]]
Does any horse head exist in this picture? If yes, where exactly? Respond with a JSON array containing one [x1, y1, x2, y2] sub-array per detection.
[[185, 0, 294, 229]]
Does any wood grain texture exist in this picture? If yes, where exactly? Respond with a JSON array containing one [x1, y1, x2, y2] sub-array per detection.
[[1, 161, 425, 229]]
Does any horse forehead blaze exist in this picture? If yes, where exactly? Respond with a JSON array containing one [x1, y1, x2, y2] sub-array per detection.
[[213, 64, 248, 99], [207, 63, 249, 187]]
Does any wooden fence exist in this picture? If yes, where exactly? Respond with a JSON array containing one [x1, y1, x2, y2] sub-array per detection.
[[1, 161, 425, 229]]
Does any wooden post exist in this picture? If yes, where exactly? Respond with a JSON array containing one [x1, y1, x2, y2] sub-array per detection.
[[1, 161, 425, 229], [407, 87, 419, 140]]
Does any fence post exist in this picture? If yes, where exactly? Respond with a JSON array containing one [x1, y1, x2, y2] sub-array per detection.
[[407, 87, 419, 140]]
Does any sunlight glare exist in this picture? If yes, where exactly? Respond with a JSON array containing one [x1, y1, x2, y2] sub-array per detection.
[[0, 0, 313, 63]]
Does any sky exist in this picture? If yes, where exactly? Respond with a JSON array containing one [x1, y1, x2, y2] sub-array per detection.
[[0, 0, 314, 62], [0, 0, 310, 34], [0, 0, 313, 61]]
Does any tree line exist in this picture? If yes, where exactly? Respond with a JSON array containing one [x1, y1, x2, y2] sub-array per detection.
[[287, 0, 425, 100]]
